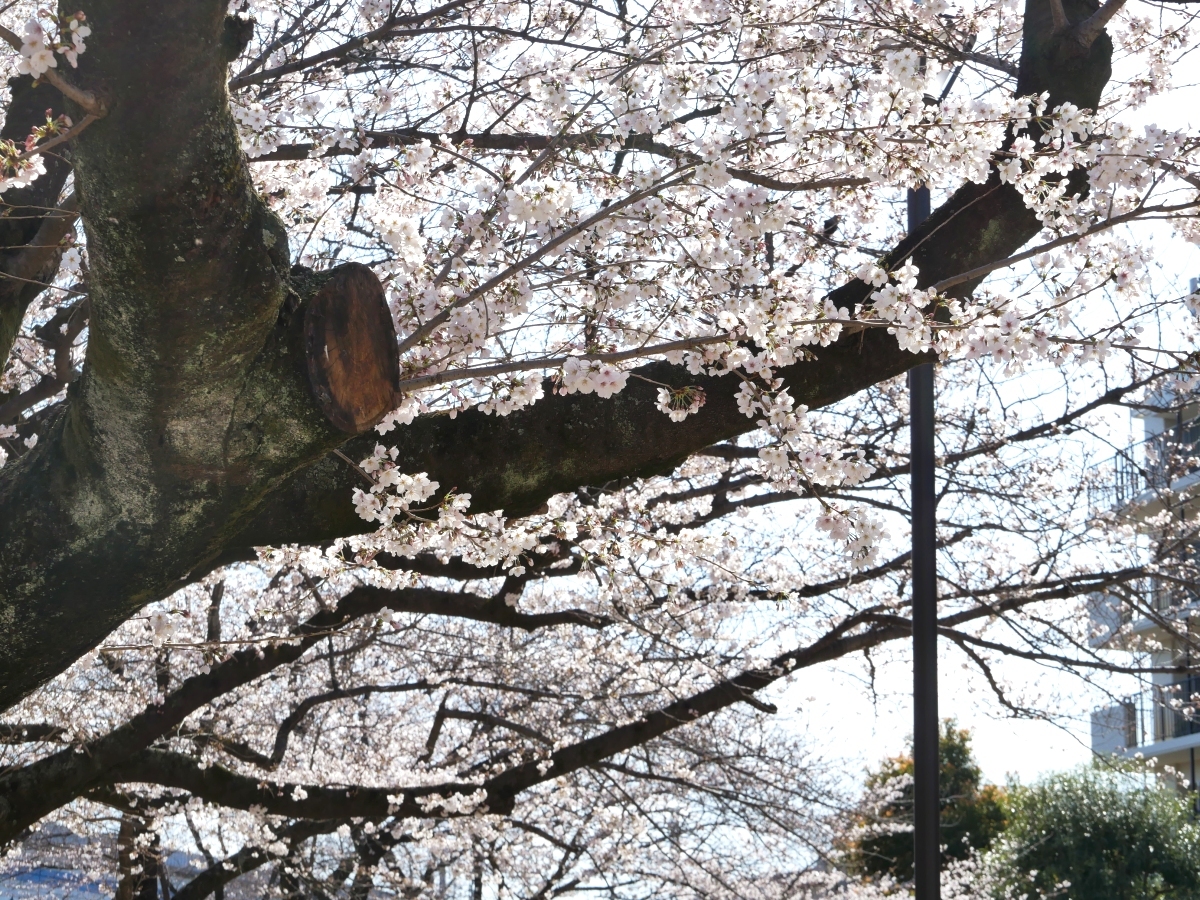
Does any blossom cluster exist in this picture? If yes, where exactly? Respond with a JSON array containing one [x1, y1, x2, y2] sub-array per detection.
[[657, 384, 707, 421], [558, 357, 629, 398], [351, 444, 441, 525], [13, 11, 89, 77], [0, 108, 75, 193]]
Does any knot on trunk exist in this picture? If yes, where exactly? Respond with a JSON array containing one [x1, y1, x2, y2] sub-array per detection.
[[222, 15, 255, 63]]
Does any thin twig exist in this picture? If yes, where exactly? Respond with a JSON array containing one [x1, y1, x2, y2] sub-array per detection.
[[13, 113, 98, 164], [332, 448, 377, 487]]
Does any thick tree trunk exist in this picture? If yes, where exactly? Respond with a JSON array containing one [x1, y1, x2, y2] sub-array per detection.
[[0, 3, 394, 708], [115, 813, 163, 900]]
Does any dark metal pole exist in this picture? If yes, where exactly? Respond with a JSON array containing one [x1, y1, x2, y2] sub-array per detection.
[[907, 185, 939, 900]]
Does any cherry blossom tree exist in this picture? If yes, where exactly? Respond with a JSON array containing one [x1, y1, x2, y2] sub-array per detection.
[[0, 0, 1199, 894]]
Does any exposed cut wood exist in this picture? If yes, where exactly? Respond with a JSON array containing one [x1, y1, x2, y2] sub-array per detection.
[[304, 263, 400, 434]]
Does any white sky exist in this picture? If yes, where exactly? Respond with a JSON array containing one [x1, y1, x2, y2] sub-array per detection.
[[782, 650, 1095, 790]]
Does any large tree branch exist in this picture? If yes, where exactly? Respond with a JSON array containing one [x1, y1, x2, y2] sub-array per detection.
[[229, 0, 1113, 555], [0, 556, 1144, 837], [254, 127, 870, 194], [0, 0, 1115, 715], [0, 582, 603, 837], [200, 569, 1153, 813], [97, 608, 944, 821]]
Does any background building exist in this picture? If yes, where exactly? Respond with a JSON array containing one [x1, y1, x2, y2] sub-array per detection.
[[1091, 372, 1200, 785]]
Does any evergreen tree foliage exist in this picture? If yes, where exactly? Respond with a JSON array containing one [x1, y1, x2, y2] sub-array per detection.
[[845, 721, 1007, 881], [990, 764, 1200, 900]]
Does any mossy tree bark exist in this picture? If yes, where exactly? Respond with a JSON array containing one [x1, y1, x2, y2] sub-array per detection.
[[0, 0, 1113, 710]]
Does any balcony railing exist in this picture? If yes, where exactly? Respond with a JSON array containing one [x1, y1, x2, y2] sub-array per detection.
[[1092, 677, 1200, 755], [1087, 578, 1199, 646], [1155, 676, 1200, 743], [1089, 418, 1200, 510]]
